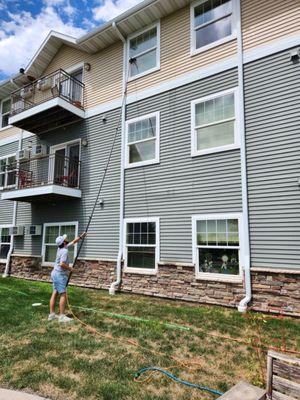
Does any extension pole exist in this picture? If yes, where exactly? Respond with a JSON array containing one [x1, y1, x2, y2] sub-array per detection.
[[66, 73, 129, 288]]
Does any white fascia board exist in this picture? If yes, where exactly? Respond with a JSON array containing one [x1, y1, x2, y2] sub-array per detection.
[[1, 185, 82, 201], [0, 130, 34, 147], [9, 97, 85, 125]]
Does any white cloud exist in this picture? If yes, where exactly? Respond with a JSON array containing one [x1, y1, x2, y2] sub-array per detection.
[[0, 6, 86, 77], [93, 0, 142, 22]]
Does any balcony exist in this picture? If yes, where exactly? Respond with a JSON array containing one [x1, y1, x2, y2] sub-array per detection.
[[9, 69, 85, 135], [1, 154, 82, 203]]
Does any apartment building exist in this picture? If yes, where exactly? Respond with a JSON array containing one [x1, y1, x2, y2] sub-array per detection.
[[0, 0, 299, 316]]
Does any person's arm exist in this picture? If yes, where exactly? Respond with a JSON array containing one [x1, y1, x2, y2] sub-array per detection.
[[69, 232, 86, 246], [60, 249, 72, 271], [60, 261, 72, 271]]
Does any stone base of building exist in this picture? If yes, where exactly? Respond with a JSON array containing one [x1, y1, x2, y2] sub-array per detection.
[[9, 255, 300, 317]]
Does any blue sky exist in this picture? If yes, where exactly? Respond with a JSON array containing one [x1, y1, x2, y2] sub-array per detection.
[[0, 0, 142, 82]]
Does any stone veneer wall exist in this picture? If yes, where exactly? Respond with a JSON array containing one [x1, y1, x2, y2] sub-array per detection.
[[9, 255, 300, 317]]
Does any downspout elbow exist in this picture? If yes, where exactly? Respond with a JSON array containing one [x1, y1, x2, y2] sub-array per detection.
[[109, 251, 122, 295], [238, 255, 251, 313]]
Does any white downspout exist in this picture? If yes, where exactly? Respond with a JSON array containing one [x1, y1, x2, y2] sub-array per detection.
[[236, 0, 251, 312], [2, 130, 23, 277], [109, 22, 127, 295]]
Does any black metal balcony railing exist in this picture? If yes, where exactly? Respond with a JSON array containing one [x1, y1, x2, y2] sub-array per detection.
[[10, 69, 85, 117], [11, 154, 81, 190]]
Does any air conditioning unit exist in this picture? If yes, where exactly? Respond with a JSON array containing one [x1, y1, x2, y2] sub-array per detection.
[[9, 226, 24, 236], [17, 149, 30, 161], [37, 77, 52, 91], [25, 225, 42, 236], [20, 86, 34, 99], [31, 144, 48, 158]]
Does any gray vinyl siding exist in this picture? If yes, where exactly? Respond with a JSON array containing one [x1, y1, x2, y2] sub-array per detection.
[[14, 110, 121, 260], [125, 69, 242, 263], [0, 141, 18, 225], [244, 49, 300, 270]]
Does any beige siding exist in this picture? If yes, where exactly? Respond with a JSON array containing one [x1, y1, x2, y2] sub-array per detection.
[[242, 0, 300, 51], [127, 6, 237, 95], [43, 43, 123, 109], [0, 126, 21, 141]]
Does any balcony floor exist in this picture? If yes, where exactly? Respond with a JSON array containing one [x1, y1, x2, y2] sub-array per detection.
[[9, 97, 85, 135], [1, 184, 82, 203]]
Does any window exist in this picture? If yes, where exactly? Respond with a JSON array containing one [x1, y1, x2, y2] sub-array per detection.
[[124, 218, 159, 274], [0, 154, 16, 190], [1, 99, 11, 128], [50, 140, 81, 187], [125, 112, 160, 168], [128, 23, 160, 79], [192, 214, 243, 280], [42, 222, 78, 265], [0, 227, 11, 261], [191, 0, 236, 54], [191, 89, 239, 156]]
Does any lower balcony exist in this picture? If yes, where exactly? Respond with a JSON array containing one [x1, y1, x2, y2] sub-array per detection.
[[1, 154, 81, 203]]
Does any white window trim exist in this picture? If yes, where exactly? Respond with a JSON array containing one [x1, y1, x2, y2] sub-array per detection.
[[0, 153, 17, 191], [0, 224, 12, 263], [190, 0, 238, 56], [192, 213, 244, 282], [1, 97, 11, 129], [42, 221, 78, 267], [49, 139, 81, 187], [123, 217, 160, 275], [191, 87, 240, 157], [127, 22, 161, 82], [125, 111, 160, 169]]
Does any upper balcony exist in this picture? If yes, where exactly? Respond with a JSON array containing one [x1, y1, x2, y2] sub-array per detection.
[[1, 153, 82, 203], [9, 69, 85, 136]]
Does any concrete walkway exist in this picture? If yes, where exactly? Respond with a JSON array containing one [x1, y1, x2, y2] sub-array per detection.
[[0, 389, 47, 400]]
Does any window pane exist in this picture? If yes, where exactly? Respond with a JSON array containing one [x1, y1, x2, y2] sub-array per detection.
[[196, 15, 232, 49], [0, 244, 10, 259], [198, 247, 239, 275], [216, 220, 227, 245], [60, 225, 76, 241], [2, 99, 11, 115], [129, 27, 157, 58], [197, 120, 234, 151], [130, 49, 157, 77], [228, 219, 238, 233], [129, 139, 156, 164], [195, 93, 234, 126], [0, 173, 5, 187], [128, 117, 156, 143], [1, 228, 10, 243], [2, 114, 9, 128], [127, 246, 155, 269], [194, 0, 231, 27], [127, 222, 156, 245], [45, 245, 58, 262], [45, 226, 59, 243]]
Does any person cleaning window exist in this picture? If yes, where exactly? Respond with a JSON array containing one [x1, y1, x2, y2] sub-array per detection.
[[48, 232, 86, 323]]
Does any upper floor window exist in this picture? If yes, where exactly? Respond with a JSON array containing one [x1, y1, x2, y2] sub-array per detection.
[[1, 99, 11, 128], [128, 23, 160, 80], [192, 213, 243, 280], [191, 0, 236, 54], [125, 112, 160, 168], [0, 154, 16, 190], [191, 88, 239, 156]]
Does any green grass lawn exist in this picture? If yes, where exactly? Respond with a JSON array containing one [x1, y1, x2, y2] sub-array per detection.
[[0, 277, 299, 400]]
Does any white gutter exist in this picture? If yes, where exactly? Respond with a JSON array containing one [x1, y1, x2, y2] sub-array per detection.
[[2, 130, 23, 277], [109, 22, 127, 295], [236, 0, 251, 312]]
